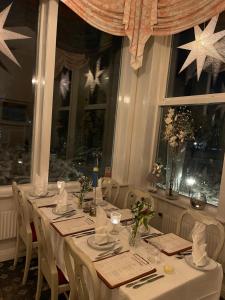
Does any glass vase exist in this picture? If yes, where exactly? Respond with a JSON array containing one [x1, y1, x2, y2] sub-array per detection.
[[78, 192, 84, 209], [166, 145, 186, 199], [128, 225, 141, 247]]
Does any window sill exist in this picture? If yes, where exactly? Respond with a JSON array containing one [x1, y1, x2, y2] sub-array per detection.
[[149, 189, 218, 219]]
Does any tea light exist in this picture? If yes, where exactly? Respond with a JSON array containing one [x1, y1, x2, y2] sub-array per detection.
[[163, 264, 174, 274], [110, 212, 121, 235]]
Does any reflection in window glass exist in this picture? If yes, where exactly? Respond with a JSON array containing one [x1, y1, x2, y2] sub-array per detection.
[[0, 0, 38, 185], [166, 12, 225, 98], [156, 104, 225, 206], [49, 2, 122, 182]]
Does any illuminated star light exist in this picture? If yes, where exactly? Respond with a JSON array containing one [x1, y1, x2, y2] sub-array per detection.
[[0, 3, 30, 67], [60, 71, 70, 99], [85, 58, 104, 93], [178, 16, 225, 80]]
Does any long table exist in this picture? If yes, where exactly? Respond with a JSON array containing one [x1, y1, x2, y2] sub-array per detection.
[[28, 193, 223, 300]]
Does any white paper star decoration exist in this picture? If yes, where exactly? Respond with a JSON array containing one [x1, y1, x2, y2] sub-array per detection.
[[178, 16, 225, 80], [60, 71, 70, 99], [0, 3, 30, 67], [85, 58, 104, 93]]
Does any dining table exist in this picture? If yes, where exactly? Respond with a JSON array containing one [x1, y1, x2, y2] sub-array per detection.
[[27, 189, 223, 300]]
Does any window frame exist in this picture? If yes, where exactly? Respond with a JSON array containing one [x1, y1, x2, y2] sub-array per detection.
[[151, 34, 225, 220], [0, 0, 129, 196]]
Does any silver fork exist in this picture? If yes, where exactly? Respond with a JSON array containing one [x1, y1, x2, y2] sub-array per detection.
[[95, 246, 123, 260]]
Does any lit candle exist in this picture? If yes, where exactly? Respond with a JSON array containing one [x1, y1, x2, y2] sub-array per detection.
[[110, 212, 121, 235], [111, 212, 121, 224]]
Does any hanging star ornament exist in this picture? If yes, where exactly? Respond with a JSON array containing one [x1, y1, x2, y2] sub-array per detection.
[[0, 3, 30, 67], [178, 16, 225, 80], [59, 71, 70, 99], [85, 58, 104, 93]]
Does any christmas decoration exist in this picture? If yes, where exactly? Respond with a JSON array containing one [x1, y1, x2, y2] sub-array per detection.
[[178, 16, 225, 80], [0, 3, 30, 67], [59, 71, 70, 98], [85, 58, 104, 93]]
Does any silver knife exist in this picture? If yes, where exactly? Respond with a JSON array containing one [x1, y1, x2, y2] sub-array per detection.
[[126, 273, 158, 287], [133, 275, 165, 289]]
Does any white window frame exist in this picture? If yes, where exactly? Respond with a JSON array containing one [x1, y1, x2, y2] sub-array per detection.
[[0, 0, 129, 196], [150, 34, 225, 221]]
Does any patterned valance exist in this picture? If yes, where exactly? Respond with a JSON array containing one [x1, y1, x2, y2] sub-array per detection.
[[61, 0, 225, 69]]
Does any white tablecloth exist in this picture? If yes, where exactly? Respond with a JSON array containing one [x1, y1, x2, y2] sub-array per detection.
[[48, 223, 223, 300]]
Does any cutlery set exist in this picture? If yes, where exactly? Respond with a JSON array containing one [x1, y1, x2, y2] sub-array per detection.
[[141, 232, 164, 239], [95, 246, 123, 260], [71, 230, 95, 238], [133, 253, 149, 265], [176, 249, 192, 259], [132, 274, 165, 289], [52, 210, 77, 221], [125, 272, 164, 288]]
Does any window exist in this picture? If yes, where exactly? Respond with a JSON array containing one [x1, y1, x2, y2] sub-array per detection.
[[155, 14, 225, 206], [167, 12, 225, 97], [49, 2, 122, 182], [0, 0, 39, 185], [157, 104, 225, 206]]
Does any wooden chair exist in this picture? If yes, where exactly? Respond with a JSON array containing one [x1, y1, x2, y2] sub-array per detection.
[[176, 209, 225, 260], [101, 177, 120, 205], [32, 204, 70, 300], [12, 182, 38, 285], [64, 236, 100, 300], [124, 188, 154, 209]]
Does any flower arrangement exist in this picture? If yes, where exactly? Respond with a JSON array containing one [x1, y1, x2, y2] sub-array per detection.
[[129, 198, 155, 246], [164, 107, 194, 150], [78, 175, 92, 207], [147, 162, 163, 192], [164, 107, 194, 198]]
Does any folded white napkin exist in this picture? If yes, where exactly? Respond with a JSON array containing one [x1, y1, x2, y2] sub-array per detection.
[[56, 181, 68, 212], [33, 174, 46, 196], [95, 178, 103, 205], [98, 178, 102, 188], [95, 207, 109, 244], [192, 221, 208, 267]]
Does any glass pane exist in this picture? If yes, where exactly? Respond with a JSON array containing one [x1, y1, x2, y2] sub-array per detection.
[[49, 2, 122, 182], [156, 104, 225, 206], [166, 12, 225, 98], [0, 0, 38, 185]]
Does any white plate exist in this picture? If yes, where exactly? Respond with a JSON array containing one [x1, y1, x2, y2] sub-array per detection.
[[87, 236, 116, 250], [52, 205, 73, 215], [185, 255, 218, 271], [29, 191, 55, 198]]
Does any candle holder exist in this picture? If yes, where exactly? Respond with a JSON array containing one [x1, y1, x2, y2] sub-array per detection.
[[190, 192, 207, 210], [110, 212, 121, 235]]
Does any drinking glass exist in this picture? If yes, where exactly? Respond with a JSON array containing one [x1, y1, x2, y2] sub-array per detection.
[[110, 212, 121, 235]]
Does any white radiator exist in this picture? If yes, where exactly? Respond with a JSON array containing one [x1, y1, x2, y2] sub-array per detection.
[[0, 210, 17, 240]]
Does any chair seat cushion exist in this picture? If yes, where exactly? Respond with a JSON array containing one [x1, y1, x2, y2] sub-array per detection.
[[57, 266, 68, 285], [30, 222, 37, 242]]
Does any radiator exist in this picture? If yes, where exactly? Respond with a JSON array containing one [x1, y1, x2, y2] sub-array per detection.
[[0, 210, 17, 240]]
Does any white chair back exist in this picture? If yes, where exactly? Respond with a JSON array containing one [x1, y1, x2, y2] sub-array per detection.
[[33, 205, 57, 277], [176, 209, 225, 260], [64, 236, 100, 300], [101, 177, 120, 205], [124, 188, 154, 209], [12, 182, 31, 236]]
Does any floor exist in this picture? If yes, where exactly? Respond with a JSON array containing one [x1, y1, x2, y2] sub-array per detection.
[[0, 258, 67, 300]]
